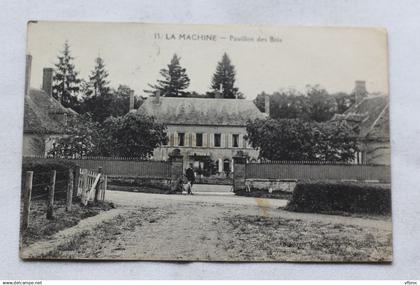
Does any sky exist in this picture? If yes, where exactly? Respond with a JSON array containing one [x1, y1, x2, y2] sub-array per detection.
[[27, 21, 389, 99]]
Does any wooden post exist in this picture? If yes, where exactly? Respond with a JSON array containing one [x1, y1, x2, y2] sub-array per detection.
[[66, 169, 74, 211], [21, 171, 33, 232], [73, 166, 80, 197], [94, 167, 102, 203], [102, 175, 108, 201], [46, 170, 56, 220], [81, 169, 88, 206]]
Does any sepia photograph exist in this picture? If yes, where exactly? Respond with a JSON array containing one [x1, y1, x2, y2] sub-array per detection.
[[20, 21, 391, 262]]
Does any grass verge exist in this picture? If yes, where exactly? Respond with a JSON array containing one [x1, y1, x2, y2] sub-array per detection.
[[222, 214, 392, 262], [21, 198, 115, 246], [41, 207, 165, 259]]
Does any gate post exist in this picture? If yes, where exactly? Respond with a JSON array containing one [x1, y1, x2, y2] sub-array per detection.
[[169, 150, 183, 192], [233, 155, 247, 192], [21, 171, 33, 233]]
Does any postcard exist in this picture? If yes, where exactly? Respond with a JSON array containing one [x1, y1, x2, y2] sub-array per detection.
[[20, 22, 391, 262]]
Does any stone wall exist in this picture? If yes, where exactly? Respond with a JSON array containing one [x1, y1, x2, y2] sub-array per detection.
[[245, 179, 297, 193]]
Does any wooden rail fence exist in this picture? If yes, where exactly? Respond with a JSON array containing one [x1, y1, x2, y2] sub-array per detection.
[[21, 167, 107, 232]]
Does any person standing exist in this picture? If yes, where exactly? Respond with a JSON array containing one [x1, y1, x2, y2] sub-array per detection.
[[185, 163, 195, 195]]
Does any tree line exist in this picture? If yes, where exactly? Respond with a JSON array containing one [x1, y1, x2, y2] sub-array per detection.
[[248, 86, 359, 162], [51, 41, 143, 124], [146, 52, 243, 99], [48, 41, 359, 162], [254, 86, 356, 123], [48, 41, 167, 159]]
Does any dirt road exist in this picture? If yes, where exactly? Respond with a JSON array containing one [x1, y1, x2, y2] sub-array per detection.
[[27, 190, 392, 262]]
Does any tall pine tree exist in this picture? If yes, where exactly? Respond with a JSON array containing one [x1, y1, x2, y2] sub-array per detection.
[[211, 53, 242, 99], [147, 54, 190, 97], [52, 41, 81, 108], [81, 56, 113, 123], [87, 57, 110, 97]]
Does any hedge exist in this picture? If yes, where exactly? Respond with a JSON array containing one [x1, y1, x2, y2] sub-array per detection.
[[285, 182, 391, 215], [22, 157, 77, 199]]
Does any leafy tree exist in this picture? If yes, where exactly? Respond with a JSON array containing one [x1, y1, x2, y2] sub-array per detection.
[[246, 118, 357, 162], [210, 53, 243, 99], [48, 112, 167, 158], [254, 86, 339, 122], [272, 89, 309, 120], [253, 91, 268, 112], [146, 54, 190, 97], [333, 92, 354, 114], [52, 41, 81, 109], [103, 112, 168, 158], [254, 89, 309, 120], [306, 85, 338, 122], [185, 91, 213, 98], [312, 121, 358, 161], [47, 114, 102, 158], [107, 85, 144, 116]]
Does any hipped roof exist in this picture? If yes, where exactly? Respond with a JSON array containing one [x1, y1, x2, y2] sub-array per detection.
[[137, 97, 266, 126]]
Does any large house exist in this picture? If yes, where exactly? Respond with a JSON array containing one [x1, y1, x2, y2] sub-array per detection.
[[332, 81, 390, 165], [23, 55, 76, 157], [135, 92, 268, 173]]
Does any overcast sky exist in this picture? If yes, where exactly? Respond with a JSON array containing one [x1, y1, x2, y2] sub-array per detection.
[[27, 22, 388, 99]]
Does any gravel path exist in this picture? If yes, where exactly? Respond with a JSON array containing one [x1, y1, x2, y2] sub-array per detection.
[[108, 191, 391, 230]]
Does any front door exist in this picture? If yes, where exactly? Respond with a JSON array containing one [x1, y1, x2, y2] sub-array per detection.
[[223, 159, 230, 174]]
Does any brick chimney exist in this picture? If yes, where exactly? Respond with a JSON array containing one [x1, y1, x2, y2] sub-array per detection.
[[25, 54, 32, 97], [154, 90, 161, 103], [42, 68, 54, 97], [264, 94, 270, 116], [354, 80, 367, 104], [129, 89, 135, 111]]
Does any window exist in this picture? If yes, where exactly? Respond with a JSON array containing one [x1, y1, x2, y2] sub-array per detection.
[[196, 133, 203, 147], [178, 132, 185, 146], [232, 134, 239, 148], [214, 133, 221, 147]]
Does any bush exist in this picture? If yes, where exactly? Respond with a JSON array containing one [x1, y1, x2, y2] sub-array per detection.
[[22, 157, 77, 199], [285, 182, 391, 215]]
